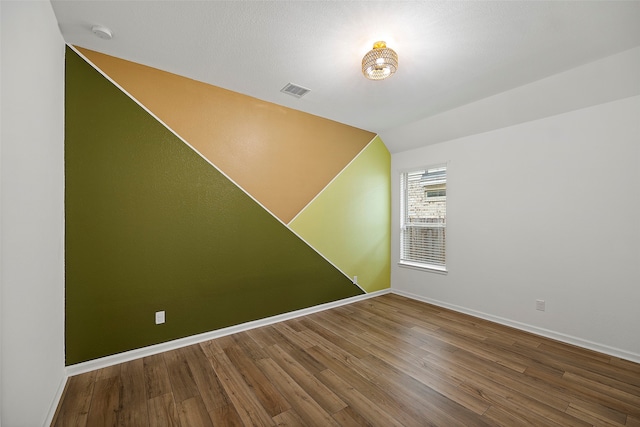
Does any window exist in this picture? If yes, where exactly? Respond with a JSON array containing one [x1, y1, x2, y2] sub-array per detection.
[[400, 165, 447, 272], [426, 189, 446, 198]]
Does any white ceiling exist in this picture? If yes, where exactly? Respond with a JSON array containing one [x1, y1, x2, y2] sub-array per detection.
[[51, 1, 640, 152]]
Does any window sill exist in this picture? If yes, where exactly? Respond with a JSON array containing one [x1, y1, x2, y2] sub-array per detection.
[[398, 261, 448, 275]]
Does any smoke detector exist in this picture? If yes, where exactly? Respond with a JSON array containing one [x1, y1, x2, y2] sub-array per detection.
[[92, 25, 113, 40]]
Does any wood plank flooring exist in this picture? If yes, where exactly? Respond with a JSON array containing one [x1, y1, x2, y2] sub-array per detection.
[[52, 294, 640, 426]]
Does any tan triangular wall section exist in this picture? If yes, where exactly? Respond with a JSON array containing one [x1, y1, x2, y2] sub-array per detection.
[[76, 47, 375, 224]]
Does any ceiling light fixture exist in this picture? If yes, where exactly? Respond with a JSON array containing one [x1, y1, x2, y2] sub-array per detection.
[[362, 41, 398, 80]]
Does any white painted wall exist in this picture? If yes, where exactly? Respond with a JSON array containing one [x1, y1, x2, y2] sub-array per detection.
[[1, 2, 66, 425], [390, 92, 640, 361]]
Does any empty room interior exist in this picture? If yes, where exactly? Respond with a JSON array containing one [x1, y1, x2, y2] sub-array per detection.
[[1, 1, 639, 426]]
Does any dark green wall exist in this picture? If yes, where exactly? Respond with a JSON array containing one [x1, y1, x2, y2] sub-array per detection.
[[65, 47, 362, 365]]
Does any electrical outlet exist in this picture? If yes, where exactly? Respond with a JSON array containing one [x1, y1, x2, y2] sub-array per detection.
[[155, 311, 165, 324], [353, 276, 358, 284], [536, 300, 546, 311]]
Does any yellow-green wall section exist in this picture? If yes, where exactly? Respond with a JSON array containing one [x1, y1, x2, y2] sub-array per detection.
[[290, 137, 391, 292]]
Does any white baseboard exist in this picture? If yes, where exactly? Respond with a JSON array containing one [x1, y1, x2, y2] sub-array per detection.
[[392, 289, 640, 364], [43, 372, 68, 427], [65, 289, 391, 377]]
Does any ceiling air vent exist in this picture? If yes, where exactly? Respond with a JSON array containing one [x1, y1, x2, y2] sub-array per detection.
[[281, 83, 311, 98]]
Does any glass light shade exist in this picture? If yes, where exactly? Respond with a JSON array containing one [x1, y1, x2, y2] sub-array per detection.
[[362, 41, 398, 80]]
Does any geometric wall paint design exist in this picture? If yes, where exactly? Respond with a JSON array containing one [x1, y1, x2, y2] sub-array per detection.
[[65, 47, 363, 365], [75, 47, 376, 224], [290, 136, 391, 292]]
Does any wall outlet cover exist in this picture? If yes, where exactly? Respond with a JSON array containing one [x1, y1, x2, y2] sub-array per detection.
[[155, 311, 165, 324]]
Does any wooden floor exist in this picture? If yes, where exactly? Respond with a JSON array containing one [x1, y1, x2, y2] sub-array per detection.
[[52, 293, 640, 426]]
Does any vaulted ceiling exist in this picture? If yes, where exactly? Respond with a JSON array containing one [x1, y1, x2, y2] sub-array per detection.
[[51, 1, 640, 152]]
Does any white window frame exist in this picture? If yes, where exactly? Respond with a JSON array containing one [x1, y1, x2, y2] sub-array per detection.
[[399, 165, 448, 273]]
